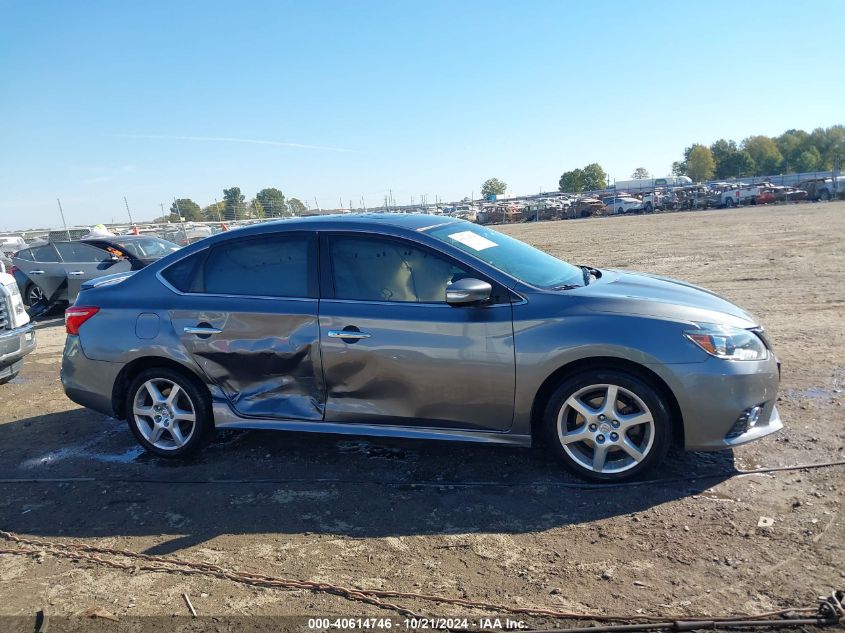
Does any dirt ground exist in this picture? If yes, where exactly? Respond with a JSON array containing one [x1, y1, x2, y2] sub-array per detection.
[[0, 203, 843, 632]]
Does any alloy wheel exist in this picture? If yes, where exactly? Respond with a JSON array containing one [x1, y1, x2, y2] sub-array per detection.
[[27, 285, 44, 304], [556, 383, 655, 474], [132, 378, 197, 451]]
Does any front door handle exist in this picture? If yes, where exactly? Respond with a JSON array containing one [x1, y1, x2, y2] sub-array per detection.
[[328, 330, 371, 340], [28, 270, 45, 275], [184, 326, 223, 335], [68, 271, 85, 276]]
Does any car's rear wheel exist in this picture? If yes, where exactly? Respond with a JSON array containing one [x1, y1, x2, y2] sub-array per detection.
[[819, 189, 830, 201], [543, 370, 672, 482], [24, 283, 44, 306], [126, 368, 213, 458]]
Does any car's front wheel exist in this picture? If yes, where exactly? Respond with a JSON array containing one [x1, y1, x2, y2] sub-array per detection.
[[543, 370, 672, 482], [126, 368, 213, 458]]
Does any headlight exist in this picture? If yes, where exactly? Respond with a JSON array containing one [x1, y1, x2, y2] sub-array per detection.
[[683, 324, 767, 361]]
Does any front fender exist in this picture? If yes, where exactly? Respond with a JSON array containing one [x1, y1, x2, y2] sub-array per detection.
[[512, 308, 707, 433]]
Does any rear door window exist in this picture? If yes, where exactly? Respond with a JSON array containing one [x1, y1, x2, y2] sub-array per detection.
[[161, 233, 317, 298], [54, 242, 112, 263], [30, 244, 61, 262]]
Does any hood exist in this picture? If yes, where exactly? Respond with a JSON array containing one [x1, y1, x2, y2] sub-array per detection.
[[580, 269, 757, 328]]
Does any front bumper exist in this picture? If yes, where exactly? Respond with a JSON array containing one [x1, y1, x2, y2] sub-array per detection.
[[650, 353, 782, 451], [0, 323, 36, 371]]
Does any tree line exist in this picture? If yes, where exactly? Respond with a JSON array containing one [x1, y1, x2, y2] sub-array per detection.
[[551, 125, 843, 193], [159, 187, 307, 222], [671, 125, 844, 183]]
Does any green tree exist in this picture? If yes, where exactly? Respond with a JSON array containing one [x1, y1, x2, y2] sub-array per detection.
[[480, 177, 507, 198], [795, 147, 822, 172], [288, 197, 307, 216], [250, 199, 266, 219], [559, 163, 607, 193], [775, 129, 812, 172], [559, 168, 585, 193], [222, 187, 246, 220], [255, 187, 288, 217], [710, 139, 756, 179], [582, 163, 608, 190], [741, 135, 783, 175], [631, 167, 650, 179], [203, 201, 225, 221], [169, 198, 202, 221], [686, 145, 716, 182]]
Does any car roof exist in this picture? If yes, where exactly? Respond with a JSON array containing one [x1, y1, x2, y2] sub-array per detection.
[[218, 213, 463, 238]]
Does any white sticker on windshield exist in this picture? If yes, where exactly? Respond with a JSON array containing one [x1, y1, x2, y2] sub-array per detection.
[[447, 230, 498, 251]]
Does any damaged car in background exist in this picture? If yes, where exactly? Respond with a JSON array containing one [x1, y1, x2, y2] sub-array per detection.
[[61, 214, 782, 482], [12, 236, 179, 314]]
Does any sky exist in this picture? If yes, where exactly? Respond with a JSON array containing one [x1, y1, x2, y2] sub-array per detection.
[[1, 0, 843, 231]]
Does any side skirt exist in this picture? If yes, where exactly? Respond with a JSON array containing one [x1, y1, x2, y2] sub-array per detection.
[[211, 403, 532, 447]]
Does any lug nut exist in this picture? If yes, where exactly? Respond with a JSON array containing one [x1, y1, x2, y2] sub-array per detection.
[[610, 432, 619, 441], [596, 434, 605, 443], [611, 420, 620, 428], [589, 423, 598, 432], [154, 415, 161, 421], [599, 414, 606, 421]]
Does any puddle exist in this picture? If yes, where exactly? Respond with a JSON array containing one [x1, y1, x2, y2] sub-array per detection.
[[19, 424, 139, 468]]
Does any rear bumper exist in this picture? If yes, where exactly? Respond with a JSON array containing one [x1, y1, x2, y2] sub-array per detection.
[[0, 323, 36, 369], [651, 354, 782, 451], [60, 334, 122, 417]]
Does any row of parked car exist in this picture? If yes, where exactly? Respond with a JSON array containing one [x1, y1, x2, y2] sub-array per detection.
[[467, 175, 844, 225]]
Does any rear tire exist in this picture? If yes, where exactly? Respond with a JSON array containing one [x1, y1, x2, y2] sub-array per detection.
[[542, 369, 672, 482], [24, 283, 44, 307], [126, 367, 213, 458]]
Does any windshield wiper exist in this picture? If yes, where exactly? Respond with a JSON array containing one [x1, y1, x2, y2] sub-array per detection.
[[551, 284, 581, 291]]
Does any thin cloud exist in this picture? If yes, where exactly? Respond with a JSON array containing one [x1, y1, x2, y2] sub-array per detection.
[[82, 176, 112, 185], [118, 134, 354, 153]]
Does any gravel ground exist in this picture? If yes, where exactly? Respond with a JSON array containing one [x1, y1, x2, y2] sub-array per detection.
[[0, 202, 842, 632]]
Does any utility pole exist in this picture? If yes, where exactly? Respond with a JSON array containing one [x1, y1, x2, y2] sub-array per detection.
[[160, 202, 165, 220], [123, 196, 134, 225], [56, 198, 71, 240], [213, 198, 222, 222], [173, 198, 187, 242]]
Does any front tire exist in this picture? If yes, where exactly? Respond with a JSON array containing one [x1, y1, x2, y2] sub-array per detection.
[[126, 367, 213, 458], [543, 370, 672, 482]]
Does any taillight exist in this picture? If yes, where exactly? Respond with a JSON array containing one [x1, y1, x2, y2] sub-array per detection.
[[65, 306, 100, 335]]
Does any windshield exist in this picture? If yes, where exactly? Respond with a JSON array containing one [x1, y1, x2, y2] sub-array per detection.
[[116, 237, 180, 259], [426, 222, 585, 289]]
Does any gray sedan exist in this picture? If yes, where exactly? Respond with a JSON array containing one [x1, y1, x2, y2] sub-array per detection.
[[60, 214, 781, 481]]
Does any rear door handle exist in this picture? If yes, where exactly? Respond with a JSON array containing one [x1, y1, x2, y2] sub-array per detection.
[[28, 270, 45, 275], [184, 326, 223, 335], [328, 330, 371, 340], [68, 271, 85, 276]]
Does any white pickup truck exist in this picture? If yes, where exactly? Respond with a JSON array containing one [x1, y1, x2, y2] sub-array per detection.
[[720, 183, 768, 207], [0, 268, 36, 385]]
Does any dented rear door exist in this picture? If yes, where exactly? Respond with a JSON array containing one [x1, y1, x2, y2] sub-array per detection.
[[169, 232, 325, 420]]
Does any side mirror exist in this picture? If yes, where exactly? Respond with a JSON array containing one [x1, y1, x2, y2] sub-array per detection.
[[445, 278, 492, 306]]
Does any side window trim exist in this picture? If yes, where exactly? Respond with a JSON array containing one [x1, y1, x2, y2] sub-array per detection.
[[322, 231, 508, 305]]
